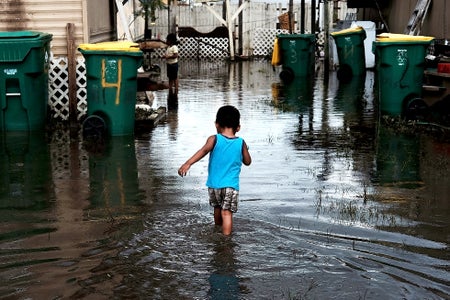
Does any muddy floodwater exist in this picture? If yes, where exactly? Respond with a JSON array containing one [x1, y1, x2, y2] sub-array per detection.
[[0, 60, 449, 299]]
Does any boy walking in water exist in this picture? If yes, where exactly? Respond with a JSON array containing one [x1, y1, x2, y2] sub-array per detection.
[[178, 105, 252, 235]]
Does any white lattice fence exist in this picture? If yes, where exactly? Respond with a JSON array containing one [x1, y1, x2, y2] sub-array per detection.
[[149, 37, 229, 59], [48, 57, 87, 121], [181, 37, 229, 59], [253, 28, 289, 56]]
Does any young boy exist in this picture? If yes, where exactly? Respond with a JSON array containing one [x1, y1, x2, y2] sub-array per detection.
[[178, 105, 252, 235]]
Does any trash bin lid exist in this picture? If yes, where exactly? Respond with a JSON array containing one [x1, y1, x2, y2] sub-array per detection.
[[331, 26, 365, 36], [0, 31, 40, 39], [375, 33, 434, 43], [277, 33, 315, 40], [78, 41, 142, 53], [0, 31, 52, 41]]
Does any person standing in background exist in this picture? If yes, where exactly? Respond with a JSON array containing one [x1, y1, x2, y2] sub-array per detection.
[[164, 33, 179, 94]]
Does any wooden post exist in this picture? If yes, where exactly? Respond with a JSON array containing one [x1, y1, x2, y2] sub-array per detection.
[[238, 0, 243, 55], [66, 23, 79, 136], [300, 0, 305, 34], [203, 0, 248, 61], [288, 0, 293, 33], [226, 0, 235, 60]]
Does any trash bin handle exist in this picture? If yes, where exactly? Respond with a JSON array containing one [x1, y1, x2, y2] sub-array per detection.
[[6, 92, 21, 97]]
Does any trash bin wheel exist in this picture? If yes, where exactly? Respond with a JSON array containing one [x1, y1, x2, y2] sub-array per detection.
[[337, 64, 353, 83], [404, 98, 429, 121], [83, 115, 107, 139], [280, 67, 295, 83]]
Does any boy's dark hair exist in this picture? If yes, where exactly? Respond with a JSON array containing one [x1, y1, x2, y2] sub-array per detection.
[[216, 105, 240, 131], [166, 33, 179, 45]]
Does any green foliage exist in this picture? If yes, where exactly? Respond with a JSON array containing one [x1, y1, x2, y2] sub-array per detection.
[[139, 0, 167, 23]]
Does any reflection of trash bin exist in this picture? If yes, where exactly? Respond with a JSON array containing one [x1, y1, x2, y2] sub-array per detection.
[[375, 126, 421, 186], [334, 74, 366, 115], [331, 26, 366, 81], [0, 132, 53, 208], [78, 41, 143, 136], [373, 33, 434, 116], [0, 31, 52, 131], [277, 34, 315, 82], [87, 136, 140, 210], [271, 79, 314, 113]]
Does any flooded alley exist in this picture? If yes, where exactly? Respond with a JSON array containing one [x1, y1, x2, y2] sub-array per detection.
[[0, 59, 449, 299]]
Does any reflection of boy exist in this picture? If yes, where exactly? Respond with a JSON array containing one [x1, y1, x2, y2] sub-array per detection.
[[178, 105, 252, 235], [164, 33, 179, 94]]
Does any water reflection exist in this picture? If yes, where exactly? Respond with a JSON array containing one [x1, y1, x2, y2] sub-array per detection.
[[86, 136, 144, 215], [374, 125, 421, 186], [208, 237, 240, 299], [271, 77, 314, 113], [334, 74, 366, 116], [167, 90, 178, 110], [0, 132, 53, 209]]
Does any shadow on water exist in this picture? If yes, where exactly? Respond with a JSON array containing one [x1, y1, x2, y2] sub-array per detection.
[[0, 60, 449, 299]]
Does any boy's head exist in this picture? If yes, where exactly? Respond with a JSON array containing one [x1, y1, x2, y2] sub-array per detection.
[[215, 105, 240, 132], [166, 33, 178, 45]]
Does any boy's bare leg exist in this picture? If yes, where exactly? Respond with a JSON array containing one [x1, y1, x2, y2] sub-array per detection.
[[214, 207, 223, 226], [221, 209, 233, 235]]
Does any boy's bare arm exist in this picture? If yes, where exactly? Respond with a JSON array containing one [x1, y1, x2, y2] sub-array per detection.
[[178, 135, 216, 176], [242, 141, 252, 166]]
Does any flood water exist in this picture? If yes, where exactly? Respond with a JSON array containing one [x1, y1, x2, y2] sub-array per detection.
[[0, 59, 449, 299]]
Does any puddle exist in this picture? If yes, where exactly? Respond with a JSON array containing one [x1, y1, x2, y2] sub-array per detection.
[[0, 60, 448, 299]]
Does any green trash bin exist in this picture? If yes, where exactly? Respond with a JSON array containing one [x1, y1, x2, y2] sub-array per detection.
[[331, 26, 366, 81], [78, 41, 143, 136], [373, 33, 434, 116], [277, 34, 315, 82], [0, 31, 52, 131]]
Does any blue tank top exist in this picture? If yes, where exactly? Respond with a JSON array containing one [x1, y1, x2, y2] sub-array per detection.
[[206, 134, 244, 190]]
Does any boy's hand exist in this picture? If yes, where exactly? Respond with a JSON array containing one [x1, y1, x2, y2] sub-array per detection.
[[178, 163, 190, 177]]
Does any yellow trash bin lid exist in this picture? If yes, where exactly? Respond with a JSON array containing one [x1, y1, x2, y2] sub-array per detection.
[[78, 41, 142, 53], [376, 33, 434, 43], [331, 26, 365, 36]]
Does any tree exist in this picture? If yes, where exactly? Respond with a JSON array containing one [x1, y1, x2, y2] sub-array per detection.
[[139, 0, 167, 39]]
